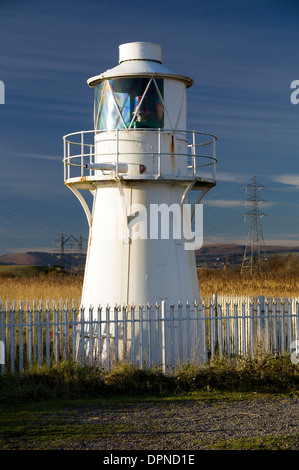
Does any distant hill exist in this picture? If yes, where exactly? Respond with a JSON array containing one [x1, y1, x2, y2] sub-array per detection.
[[0, 245, 298, 269], [196, 244, 299, 256], [195, 244, 299, 267], [0, 252, 61, 266]]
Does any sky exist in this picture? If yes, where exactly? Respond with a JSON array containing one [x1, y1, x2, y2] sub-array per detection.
[[0, 0, 299, 255]]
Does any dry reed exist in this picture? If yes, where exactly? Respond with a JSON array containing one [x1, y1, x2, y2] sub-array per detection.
[[1, 269, 299, 304]]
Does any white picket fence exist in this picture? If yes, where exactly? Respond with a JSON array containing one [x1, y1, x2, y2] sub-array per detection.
[[1, 296, 299, 374]]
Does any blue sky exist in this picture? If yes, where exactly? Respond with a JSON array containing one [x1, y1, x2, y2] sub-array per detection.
[[0, 0, 299, 254]]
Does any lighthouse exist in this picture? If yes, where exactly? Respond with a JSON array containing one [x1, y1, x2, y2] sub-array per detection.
[[63, 42, 216, 365]]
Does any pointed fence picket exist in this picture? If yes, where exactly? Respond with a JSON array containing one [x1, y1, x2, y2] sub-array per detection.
[[0, 296, 298, 374]]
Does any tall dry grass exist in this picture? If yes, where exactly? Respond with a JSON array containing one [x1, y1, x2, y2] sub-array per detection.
[[1, 269, 299, 303], [198, 268, 299, 299], [0, 273, 83, 305]]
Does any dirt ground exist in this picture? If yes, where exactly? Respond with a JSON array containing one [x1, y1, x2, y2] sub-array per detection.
[[9, 396, 297, 451]]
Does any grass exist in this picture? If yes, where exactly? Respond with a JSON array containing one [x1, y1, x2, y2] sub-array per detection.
[[204, 434, 299, 450], [1, 266, 299, 303], [0, 270, 82, 304], [0, 355, 298, 404]]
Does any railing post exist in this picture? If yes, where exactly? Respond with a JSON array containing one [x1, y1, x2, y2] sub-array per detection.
[[63, 137, 66, 181], [67, 141, 70, 180], [81, 131, 84, 178], [192, 131, 196, 177], [212, 137, 216, 180], [158, 128, 161, 177], [116, 128, 119, 177]]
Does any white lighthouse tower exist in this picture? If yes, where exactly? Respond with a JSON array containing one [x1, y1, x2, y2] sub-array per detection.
[[63, 42, 216, 365]]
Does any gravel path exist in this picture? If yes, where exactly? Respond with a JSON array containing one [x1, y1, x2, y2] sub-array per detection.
[[54, 397, 299, 450]]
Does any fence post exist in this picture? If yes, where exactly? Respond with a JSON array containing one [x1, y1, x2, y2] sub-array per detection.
[[19, 300, 24, 375], [241, 303, 246, 357], [202, 301, 207, 363], [170, 303, 175, 365], [10, 302, 15, 374], [280, 301, 286, 356], [265, 301, 270, 353], [234, 303, 238, 357], [225, 302, 230, 361], [37, 304, 42, 367], [287, 300, 292, 353], [106, 306, 111, 369], [54, 302, 59, 364], [161, 301, 166, 373], [273, 301, 278, 354], [217, 303, 223, 359], [72, 300, 77, 361], [89, 306, 94, 366], [1, 302, 5, 374], [210, 301, 215, 360], [27, 301, 32, 371], [114, 305, 119, 365], [178, 302, 183, 364], [147, 303, 152, 368], [249, 302, 255, 359], [63, 300, 69, 362], [123, 305, 127, 363], [139, 306, 143, 368], [46, 300, 51, 366], [186, 302, 191, 363], [131, 305, 135, 364], [97, 306, 102, 367], [296, 302, 299, 349]]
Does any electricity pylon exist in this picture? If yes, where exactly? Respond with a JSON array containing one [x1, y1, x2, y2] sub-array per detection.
[[240, 175, 269, 275]]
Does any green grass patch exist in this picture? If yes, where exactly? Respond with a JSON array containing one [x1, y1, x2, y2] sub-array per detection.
[[0, 355, 298, 405], [0, 265, 47, 278], [0, 399, 135, 449], [203, 434, 299, 450]]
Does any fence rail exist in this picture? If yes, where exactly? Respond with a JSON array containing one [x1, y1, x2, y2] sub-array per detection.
[[1, 296, 299, 374]]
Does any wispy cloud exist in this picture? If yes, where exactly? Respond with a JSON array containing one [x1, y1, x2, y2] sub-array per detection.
[[204, 199, 243, 208], [12, 152, 61, 161], [270, 174, 299, 190]]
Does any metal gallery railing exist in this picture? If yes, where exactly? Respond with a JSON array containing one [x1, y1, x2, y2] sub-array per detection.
[[63, 128, 217, 182]]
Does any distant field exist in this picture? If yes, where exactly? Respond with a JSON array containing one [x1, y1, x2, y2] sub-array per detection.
[[1, 264, 299, 302], [0, 265, 46, 277]]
